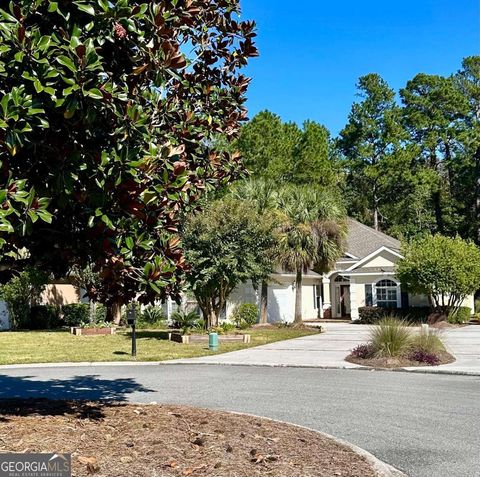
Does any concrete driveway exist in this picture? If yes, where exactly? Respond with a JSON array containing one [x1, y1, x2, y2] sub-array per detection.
[[170, 323, 480, 375]]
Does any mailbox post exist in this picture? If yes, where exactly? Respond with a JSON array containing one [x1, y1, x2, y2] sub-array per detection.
[[127, 307, 137, 358]]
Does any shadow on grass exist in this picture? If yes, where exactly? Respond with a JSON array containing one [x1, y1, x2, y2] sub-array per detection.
[[0, 374, 154, 420], [131, 331, 171, 340]]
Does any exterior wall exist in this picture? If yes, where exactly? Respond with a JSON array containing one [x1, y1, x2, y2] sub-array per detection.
[[225, 276, 321, 324], [41, 284, 83, 306], [302, 277, 320, 321], [225, 281, 259, 321], [354, 249, 399, 269]]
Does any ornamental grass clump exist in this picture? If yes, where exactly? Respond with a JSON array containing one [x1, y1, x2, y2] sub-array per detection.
[[369, 317, 412, 358], [410, 329, 445, 354]]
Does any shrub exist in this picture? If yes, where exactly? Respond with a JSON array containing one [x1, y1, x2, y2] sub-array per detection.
[[0, 268, 49, 329], [369, 317, 413, 358], [28, 305, 61, 330], [230, 304, 258, 330], [411, 329, 444, 354], [172, 310, 202, 335], [351, 344, 374, 359], [358, 306, 430, 324], [220, 322, 236, 334], [448, 307, 472, 324], [408, 350, 440, 366], [94, 304, 107, 323], [62, 304, 90, 327], [137, 305, 167, 329]]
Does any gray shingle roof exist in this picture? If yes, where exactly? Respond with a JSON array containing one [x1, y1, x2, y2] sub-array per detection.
[[346, 218, 401, 259]]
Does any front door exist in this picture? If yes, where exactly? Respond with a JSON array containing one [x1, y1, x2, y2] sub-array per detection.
[[340, 285, 351, 318]]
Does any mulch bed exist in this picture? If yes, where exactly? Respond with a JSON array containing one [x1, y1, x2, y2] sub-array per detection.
[[346, 350, 455, 368], [0, 399, 376, 477]]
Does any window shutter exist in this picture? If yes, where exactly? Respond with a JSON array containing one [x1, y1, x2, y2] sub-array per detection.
[[401, 288, 409, 309], [365, 284, 373, 306]]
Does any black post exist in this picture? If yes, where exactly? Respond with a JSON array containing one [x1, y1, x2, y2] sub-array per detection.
[[127, 307, 137, 358], [131, 322, 137, 358]]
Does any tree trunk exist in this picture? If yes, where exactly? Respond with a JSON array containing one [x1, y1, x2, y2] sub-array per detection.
[[260, 281, 268, 324], [475, 146, 480, 244], [106, 300, 122, 325], [294, 269, 303, 324], [209, 310, 219, 329], [432, 189, 444, 234], [89, 301, 96, 324], [372, 184, 379, 231]]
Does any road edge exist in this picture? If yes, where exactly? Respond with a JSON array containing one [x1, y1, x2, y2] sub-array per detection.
[[0, 360, 479, 376], [227, 410, 408, 477]]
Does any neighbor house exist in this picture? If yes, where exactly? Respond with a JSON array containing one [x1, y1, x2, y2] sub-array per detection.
[[225, 218, 475, 323]]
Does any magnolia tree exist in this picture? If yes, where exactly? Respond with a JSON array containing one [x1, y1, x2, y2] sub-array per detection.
[[397, 235, 480, 314], [0, 1, 257, 321]]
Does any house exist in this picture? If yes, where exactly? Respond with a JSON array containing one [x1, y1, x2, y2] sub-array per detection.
[[227, 218, 475, 323]]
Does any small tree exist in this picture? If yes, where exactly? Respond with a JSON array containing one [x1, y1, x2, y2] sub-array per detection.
[[397, 235, 480, 314], [182, 197, 276, 328], [0, 267, 48, 329]]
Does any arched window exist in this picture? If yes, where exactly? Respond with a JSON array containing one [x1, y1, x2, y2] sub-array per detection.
[[375, 279, 399, 308]]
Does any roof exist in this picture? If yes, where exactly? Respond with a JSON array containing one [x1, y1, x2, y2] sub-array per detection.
[[345, 218, 401, 259]]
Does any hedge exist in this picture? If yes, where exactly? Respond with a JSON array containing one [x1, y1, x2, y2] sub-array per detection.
[[358, 306, 431, 324], [28, 305, 61, 330], [62, 303, 90, 327]]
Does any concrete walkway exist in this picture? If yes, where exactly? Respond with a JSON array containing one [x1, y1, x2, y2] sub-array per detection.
[[170, 323, 480, 375]]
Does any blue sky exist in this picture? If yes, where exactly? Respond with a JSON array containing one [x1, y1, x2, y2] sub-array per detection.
[[240, 0, 479, 136]]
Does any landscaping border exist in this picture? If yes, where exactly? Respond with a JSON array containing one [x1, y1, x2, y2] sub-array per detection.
[[227, 410, 408, 477]]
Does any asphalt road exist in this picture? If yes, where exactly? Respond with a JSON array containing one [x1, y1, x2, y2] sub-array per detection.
[[0, 365, 478, 477]]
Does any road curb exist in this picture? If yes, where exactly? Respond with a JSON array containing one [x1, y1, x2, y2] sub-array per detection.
[[227, 410, 408, 477], [0, 360, 479, 376]]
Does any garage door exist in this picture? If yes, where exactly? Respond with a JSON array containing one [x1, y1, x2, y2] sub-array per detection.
[[267, 284, 293, 323]]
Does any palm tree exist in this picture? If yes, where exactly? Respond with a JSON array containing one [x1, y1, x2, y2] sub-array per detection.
[[276, 186, 346, 324], [231, 178, 279, 324]]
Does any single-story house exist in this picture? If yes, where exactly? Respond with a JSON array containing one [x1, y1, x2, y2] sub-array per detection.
[[0, 219, 474, 329], [226, 218, 475, 323]]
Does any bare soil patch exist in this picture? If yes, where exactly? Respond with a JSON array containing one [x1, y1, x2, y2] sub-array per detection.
[[0, 399, 376, 477], [346, 350, 455, 368]]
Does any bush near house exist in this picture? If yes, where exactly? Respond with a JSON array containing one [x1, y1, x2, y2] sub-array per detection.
[[230, 304, 259, 329], [29, 305, 61, 330], [62, 304, 90, 327], [358, 306, 431, 324], [447, 307, 472, 324]]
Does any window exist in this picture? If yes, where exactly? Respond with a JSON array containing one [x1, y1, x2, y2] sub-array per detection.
[[375, 279, 399, 308]]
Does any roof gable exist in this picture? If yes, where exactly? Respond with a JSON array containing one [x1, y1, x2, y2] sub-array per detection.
[[345, 219, 401, 260]]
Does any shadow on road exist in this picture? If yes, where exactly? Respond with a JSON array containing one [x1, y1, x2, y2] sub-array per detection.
[[0, 374, 154, 420]]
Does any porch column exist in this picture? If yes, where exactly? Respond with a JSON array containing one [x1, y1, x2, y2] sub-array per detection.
[[322, 277, 331, 318], [350, 278, 360, 321]]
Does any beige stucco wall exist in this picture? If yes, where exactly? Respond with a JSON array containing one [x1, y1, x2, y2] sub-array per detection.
[[362, 252, 398, 268], [41, 284, 83, 306], [302, 276, 320, 320]]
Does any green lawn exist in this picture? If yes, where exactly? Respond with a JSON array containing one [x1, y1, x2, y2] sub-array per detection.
[[0, 327, 319, 365]]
